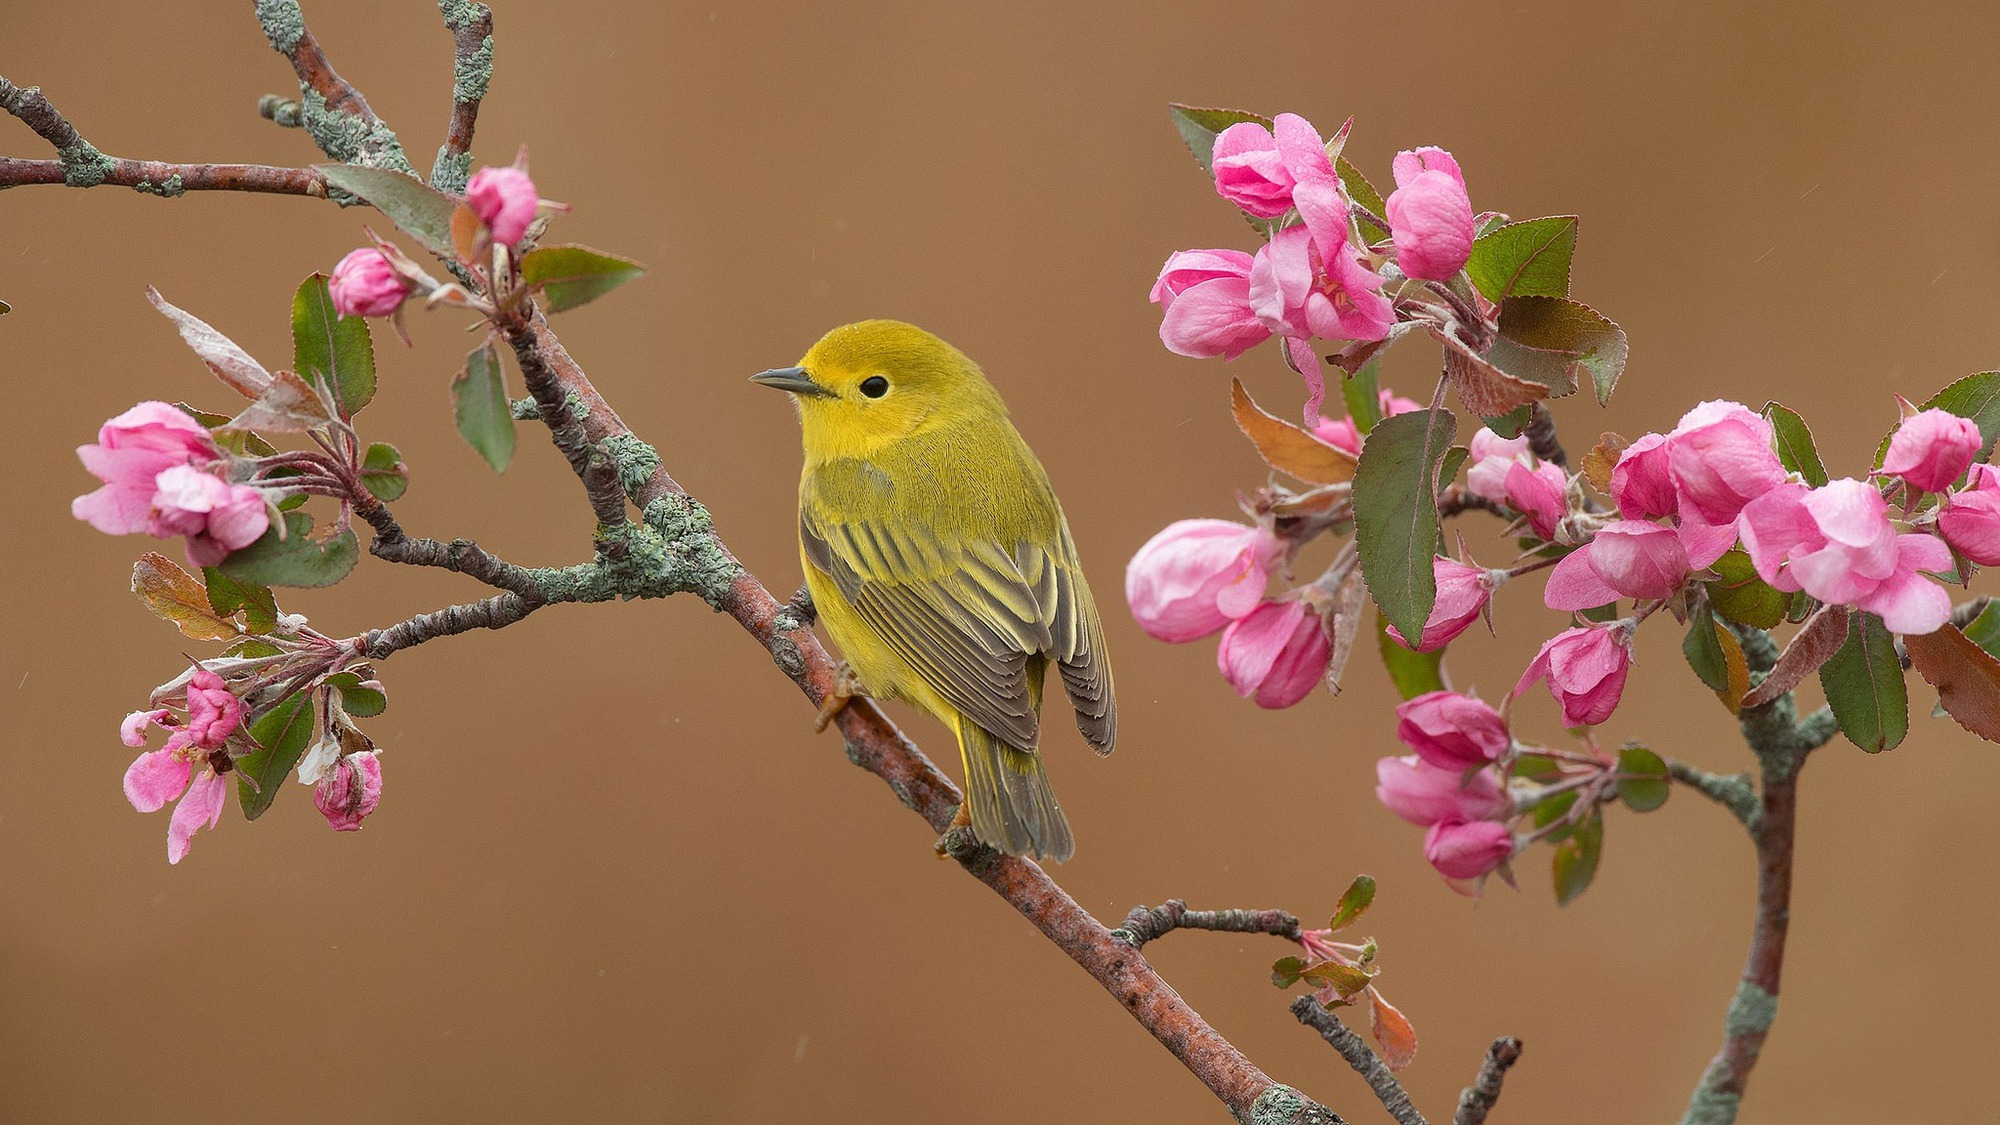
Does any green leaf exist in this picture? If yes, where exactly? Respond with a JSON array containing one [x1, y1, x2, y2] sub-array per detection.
[[1683, 601, 1730, 692], [1354, 408, 1458, 643], [1921, 372, 2000, 460], [1819, 611, 1908, 752], [360, 441, 408, 501], [1438, 444, 1470, 490], [1491, 296, 1628, 404], [174, 403, 278, 457], [1707, 549, 1791, 630], [1466, 216, 1578, 303], [1298, 959, 1375, 1002], [290, 273, 376, 415], [1963, 600, 2000, 657], [1374, 610, 1446, 699], [317, 164, 460, 259], [453, 342, 516, 472], [1482, 406, 1533, 440], [202, 567, 278, 634], [1271, 956, 1308, 988], [1513, 753, 1563, 781], [1337, 156, 1387, 242], [1762, 402, 1828, 487], [237, 693, 314, 820], [1530, 789, 1580, 843], [324, 671, 387, 718], [1552, 810, 1603, 907], [219, 511, 360, 589], [1166, 104, 1270, 177], [1616, 746, 1670, 812], [1342, 360, 1383, 436], [520, 244, 647, 313], [1327, 875, 1376, 932]]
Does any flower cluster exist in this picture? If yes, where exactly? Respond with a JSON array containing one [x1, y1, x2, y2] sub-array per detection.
[[1152, 112, 1477, 421], [328, 162, 544, 321], [72, 402, 272, 568]]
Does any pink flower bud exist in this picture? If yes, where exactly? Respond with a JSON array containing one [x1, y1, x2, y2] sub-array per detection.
[[1385, 148, 1474, 281], [1312, 389, 1423, 457], [1209, 117, 1308, 219], [1387, 558, 1499, 651], [1610, 432, 1676, 521], [72, 402, 222, 537], [1544, 521, 1690, 611], [1423, 819, 1515, 882], [1739, 479, 1951, 635], [1514, 625, 1631, 727], [1504, 460, 1568, 540], [465, 165, 540, 247], [1150, 249, 1270, 360], [1666, 401, 1785, 525], [315, 750, 384, 831], [1394, 690, 1510, 770], [1375, 755, 1510, 827], [146, 465, 272, 568], [1880, 408, 1981, 493], [329, 248, 413, 318], [182, 668, 243, 749], [1126, 519, 1281, 642], [1216, 600, 1331, 709], [1465, 427, 1533, 503], [1941, 465, 2000, 565]]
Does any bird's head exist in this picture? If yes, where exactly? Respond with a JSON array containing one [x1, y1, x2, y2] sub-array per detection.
[[752, 319, 1005, 462]]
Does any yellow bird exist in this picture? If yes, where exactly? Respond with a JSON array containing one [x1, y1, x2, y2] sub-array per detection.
[[753, 320, 1116, 861]]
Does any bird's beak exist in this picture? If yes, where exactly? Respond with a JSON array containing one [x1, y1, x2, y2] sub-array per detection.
[[749, 366, 833, 397]]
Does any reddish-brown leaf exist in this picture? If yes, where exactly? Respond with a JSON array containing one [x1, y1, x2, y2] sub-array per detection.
[[146, 287, 273, 400], [132, 553, 239, 641], [1907, 625, 2000, 743], [1580, 431, 1629, 493], [1434, 327, 1548, 416], [1368, 989, 1419, 1071], [1229, 378, 1357, 485], [1714, 622, 1750, 714], [1741, 604, 1850, 709]]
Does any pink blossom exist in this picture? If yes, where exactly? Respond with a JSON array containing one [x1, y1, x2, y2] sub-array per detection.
[[1666, 401, 1786, 525], [1394, 690, 1510, 771], [181, 668, 244, 747], [1209, 119, 1297, 218], [1544, 521, 1691, 610], [146, 465, 271, 567], [123, 748, 194, 813], [1504, 460, 1569, 540], [1313, 389, 1423, 456], [166, 768, 229, 865], [1610, 433, 1676, 521], [72, 402, 222, 536], [1466, 427, 1533, 503], [1739, 479, 1951, 634], [1150, 249, 1270, 360], [1375, 755, 1511, 827], [315, 751, 384, 831], [1126, 519, 1282, 642], [1940, 464, 2000, 565], [1386, 558, 1501, 651], [1216, 600, 1331, 709], [1250, 225, 1394, 348], [1423, 819, 1515, 882], [1880, 408, 1981, 493], [1514, 625, 1631, 727], [121, 708, 171, 747], [465, 165, 539, 246], [329, 248, 413, 318], [1385, 147, 1474, 281]]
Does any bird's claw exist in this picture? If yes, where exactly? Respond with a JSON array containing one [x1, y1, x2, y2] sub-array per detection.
[[813, 661, 867, 733]]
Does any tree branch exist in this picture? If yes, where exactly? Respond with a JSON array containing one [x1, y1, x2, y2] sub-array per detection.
[[1112, 899, 1302, 950], [1666, 760, 1759, 831], [360, 591, 542, 658], [1288, 997, 1424, 1125], [432, 0, 494, 192], [253, 0, 413, 173], [1451, 1037, 1523, 1125], [355, 499, 547, 599]]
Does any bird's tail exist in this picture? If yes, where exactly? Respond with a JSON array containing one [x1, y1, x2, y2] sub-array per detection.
[[956, 716, 1074, 862]]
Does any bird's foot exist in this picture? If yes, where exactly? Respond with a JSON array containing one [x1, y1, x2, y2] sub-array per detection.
[[785, 583, 817, 628], [812, 661, 867, 733], [933, 803, 975, 859]]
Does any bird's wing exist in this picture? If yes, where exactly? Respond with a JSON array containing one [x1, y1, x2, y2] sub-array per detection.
[[1036, 523, 1116, 755], [802, 507, 1049, 748]]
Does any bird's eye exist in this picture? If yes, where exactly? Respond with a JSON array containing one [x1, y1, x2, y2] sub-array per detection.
[[858, 376, 890, 399]]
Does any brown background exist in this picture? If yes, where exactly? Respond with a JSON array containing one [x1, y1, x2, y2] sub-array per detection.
[[4, 1, 1998, 1121]]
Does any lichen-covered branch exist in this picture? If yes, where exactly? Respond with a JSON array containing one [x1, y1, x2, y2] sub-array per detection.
[[1451, 1037, 1522, 1125], [1288, 997, 1423, 1125], [1666, 760, 1759, 831], [1112, 899, 1302, 950], [360, 592, 541, 658], [253, 0, 412, 172], [432, 0, 494, 192], [355, 500, 546, 598]]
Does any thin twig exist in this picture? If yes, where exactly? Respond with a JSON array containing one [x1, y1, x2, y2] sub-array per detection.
[[1289, 996, 1426, 1125], [360, 592, 542, 658], [1436, 484, 1510, 521], [1523, 402, 1568, 471], [1112, 899, 1302, 950], [254, 0, 412, 172], [356, 500, 547, 598], [432, 0, 494, 192], [1665, 760, 1759, 832], [1452, 1037, 1523, 1125]]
